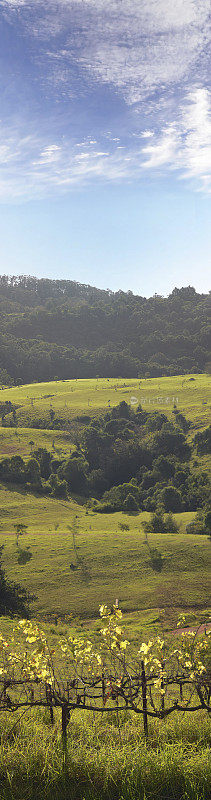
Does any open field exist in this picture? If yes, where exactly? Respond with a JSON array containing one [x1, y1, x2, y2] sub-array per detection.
[[0, 373, 210, 434], [0, 487, 210, 625]]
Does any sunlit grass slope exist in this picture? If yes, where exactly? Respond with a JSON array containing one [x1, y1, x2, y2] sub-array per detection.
[[0, 487, 210, 622], [0, 427, 72, 459], [0, 373, 210, 434]]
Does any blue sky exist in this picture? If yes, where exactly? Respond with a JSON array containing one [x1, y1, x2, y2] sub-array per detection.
[[0, 0, 210, 295]]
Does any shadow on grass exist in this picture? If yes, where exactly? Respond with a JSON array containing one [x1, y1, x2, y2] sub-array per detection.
[[0, 545, 36, 616], [17, 546, 32, 565]]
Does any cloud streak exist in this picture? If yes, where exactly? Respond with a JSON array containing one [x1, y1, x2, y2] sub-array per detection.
[[142, 89, 211, 189], [0, 88, 210, 199]]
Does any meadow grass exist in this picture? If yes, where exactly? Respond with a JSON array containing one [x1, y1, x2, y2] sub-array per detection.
[[0, 707, 210, 800]]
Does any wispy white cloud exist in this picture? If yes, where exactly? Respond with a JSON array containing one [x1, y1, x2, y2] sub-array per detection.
[[2, 0, 27, 5], [141, 132, 154, 139], [35, 144, 61, 165], [142, 126, 179, 169], [3, 1, 210, 103], [63, 1, 210, 106], [0, 2, 210, 198], [142, 88, 211, 189]]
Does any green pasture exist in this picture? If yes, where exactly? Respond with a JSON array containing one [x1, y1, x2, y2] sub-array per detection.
[[0, 373, 210, 432], [0, 426, 73, 459], [0, 487, 210, 625]]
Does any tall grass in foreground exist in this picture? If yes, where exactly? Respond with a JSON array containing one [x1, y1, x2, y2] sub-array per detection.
[[0, 709, 210, 800]]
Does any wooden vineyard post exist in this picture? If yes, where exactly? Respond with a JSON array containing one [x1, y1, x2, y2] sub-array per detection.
[[141, 660, 148, 738], [61, 702, 69, 797], [61, 702, 69, 776], [161, 676, 165, 715], [102, 672, 105, 705], [62, 704, 68, 744], [46, 684, 54, 725]]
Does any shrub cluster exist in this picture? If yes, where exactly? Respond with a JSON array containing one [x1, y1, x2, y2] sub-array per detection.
[[186, 508, 211, 536]]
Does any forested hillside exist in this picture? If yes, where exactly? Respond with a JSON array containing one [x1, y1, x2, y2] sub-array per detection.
[[0, 276, 210, 384]]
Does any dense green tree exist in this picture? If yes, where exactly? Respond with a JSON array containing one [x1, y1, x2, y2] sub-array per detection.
[[25, 458, 41, 487], [194, 426, 211, 455], [0, 455, 25, 484], [123, 493, 139, 513], [153, 426, 191, 460], [204, 511, 211, 532], [160, 486, 183, 512], [33, 447, 52, 478], [49, 474, 68, 498], [186, 509, 207, 535], [60, 456, 88, 493], [153, 455, 175, 479]]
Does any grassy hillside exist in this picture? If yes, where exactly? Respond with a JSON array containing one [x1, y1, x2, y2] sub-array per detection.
[[0, 487, 210, 625], [0, 372, 210, 434], [0, 373, 210, 630]]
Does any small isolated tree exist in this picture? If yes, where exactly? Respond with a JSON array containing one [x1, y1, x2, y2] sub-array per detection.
[[150, 506, 166, 532], [143, 506, 162, 533], [123, 493, 139, 513], [119, 522, 130, 531], [165, 512, 180, 533], [14, 523, 28, 546]]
